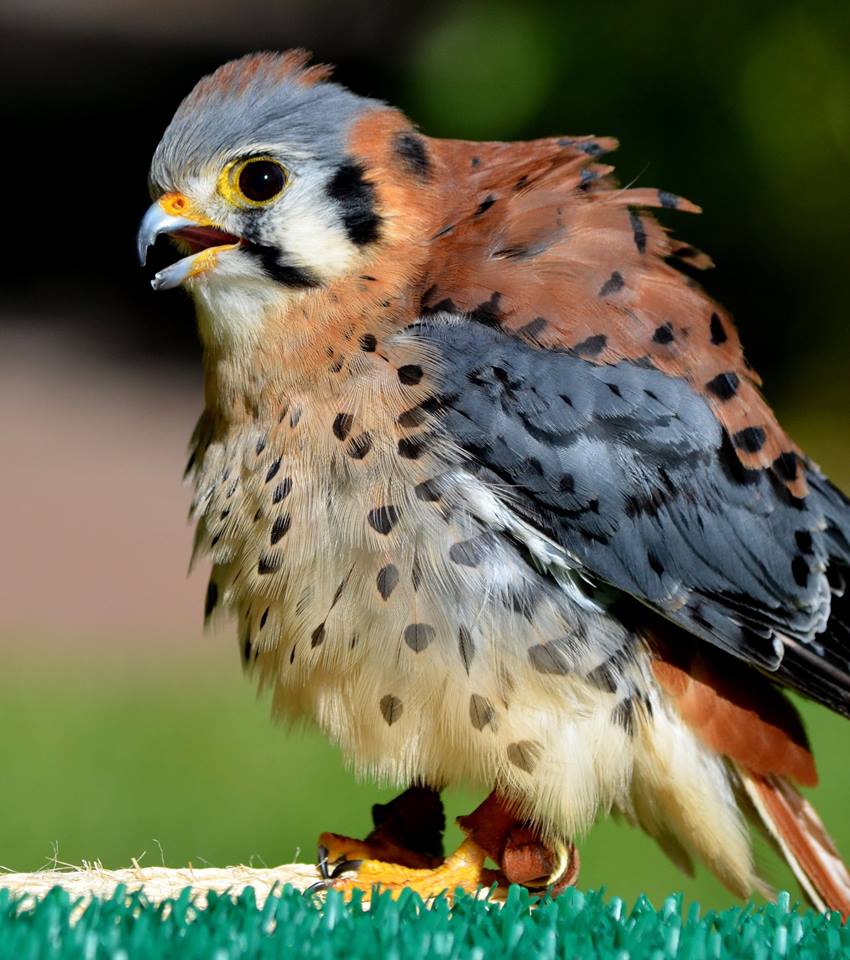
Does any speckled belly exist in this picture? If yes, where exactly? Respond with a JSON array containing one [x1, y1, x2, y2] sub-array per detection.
[[193, 402, 651, 836]]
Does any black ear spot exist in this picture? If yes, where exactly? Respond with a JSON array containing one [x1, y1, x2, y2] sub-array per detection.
[[394, 132, 431, 179], [326, 160, 382, 246]]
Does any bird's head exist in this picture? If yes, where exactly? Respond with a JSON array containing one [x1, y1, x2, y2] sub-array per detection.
[[138, 51, 440, 347]]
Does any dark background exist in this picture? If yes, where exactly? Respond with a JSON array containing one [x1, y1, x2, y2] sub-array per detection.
[[1, 0, 848, 909]]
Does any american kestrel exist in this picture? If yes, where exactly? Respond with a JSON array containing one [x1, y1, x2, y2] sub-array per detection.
[[138, 51, 850, 910]]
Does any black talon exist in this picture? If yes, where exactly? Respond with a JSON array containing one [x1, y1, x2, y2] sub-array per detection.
[[330, 858, 362, 879], [317, 844, 331, 880], [305, 879, 329, 896]]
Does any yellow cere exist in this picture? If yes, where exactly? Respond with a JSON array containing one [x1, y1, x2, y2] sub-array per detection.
[[157, 191, 214, 225]]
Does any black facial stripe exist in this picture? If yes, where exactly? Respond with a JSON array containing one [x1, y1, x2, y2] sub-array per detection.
[[394, 132, 431, 179], [245, 244, 321, 288], [326, 160, 382, 246]]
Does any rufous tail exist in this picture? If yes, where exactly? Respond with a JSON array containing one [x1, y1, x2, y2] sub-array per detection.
[[739, 766, 850, 918]]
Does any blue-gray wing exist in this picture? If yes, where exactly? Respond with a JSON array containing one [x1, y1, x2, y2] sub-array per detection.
[[418, 316, 850, 715]]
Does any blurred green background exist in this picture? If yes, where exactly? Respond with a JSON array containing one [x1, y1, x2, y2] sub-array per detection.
[[1, 0, 848, 913]]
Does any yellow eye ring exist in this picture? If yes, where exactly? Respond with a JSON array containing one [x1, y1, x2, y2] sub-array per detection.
[[218, 156, 289, 208]]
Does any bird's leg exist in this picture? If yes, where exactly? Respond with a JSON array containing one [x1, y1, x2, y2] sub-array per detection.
[[312, 790, 577, 900], [317, 785, 446, 873], [458, 792, 580, 894]]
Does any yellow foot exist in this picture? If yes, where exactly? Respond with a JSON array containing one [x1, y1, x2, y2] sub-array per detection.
[[310, 838, 499, 901]]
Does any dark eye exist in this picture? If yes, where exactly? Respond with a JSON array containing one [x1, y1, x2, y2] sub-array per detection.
[[235, 158, 287, 204]]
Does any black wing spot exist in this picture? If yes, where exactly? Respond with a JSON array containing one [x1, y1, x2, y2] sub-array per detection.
[[706, 371, 740, 400], [652, 323, 675, 344], [573, 333, 608, 356], [733, 426, 766, 453], [628, 207, 647, 254]]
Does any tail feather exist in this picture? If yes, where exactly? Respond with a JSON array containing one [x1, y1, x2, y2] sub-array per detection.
[[739, 766, 850, 917]]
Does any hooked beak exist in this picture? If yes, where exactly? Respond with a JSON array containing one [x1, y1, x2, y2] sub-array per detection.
[[137, 192, 241, 290]]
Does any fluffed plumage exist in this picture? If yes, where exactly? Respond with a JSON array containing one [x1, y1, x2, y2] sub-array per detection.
[[138, 51, 850, 912]]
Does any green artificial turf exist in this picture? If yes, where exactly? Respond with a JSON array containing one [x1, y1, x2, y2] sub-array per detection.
[[1, 884, 846, 960]]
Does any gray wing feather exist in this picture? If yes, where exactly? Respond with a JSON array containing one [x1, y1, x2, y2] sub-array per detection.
[[416, 316, 850, 715]]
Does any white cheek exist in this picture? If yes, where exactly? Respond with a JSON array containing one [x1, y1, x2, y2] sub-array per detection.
[[274, 179, 359, 282], [189, 253, 283, 348]]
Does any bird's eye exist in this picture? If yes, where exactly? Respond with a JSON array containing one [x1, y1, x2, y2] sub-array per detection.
[[221, 156, 288, 207]]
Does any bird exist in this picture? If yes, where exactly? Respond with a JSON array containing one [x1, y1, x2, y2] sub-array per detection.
[[137, 49, 850, 910]]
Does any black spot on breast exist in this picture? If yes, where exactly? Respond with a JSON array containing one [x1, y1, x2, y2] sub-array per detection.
[[733, 426, 766, 453], [380, 694, 403, 725], [398, 405, 427, 428], [368, 505, 401, 534], [394, 132, 431, 179], [258, 554, 281, 575], [255, 436, 267, 455], [652, 323, 674, 344], [204, 580, 218, 619], [272, 478, 292, 503], [414, 478, 442, 502], [265, 459, 281, 483], [398, 365, 423, 385], [311, 623, 326, 647], [458, 625, 475, 673], [469, 694, 497, 731], [377, 564, 400, 601], [333, 413, 353, 441], [506, 740, 541, 774], [449, 535, 491, 567], [260, 607, 269, 629], [706, 371, 740, 400], [347, 433, 373, 459], [359, 333, 377, 352], [528, 642, 571, 675], [612, 698, 636, 736], [710, 312, 728, 345], [398, 436, 428, 459], [628, 207, 647, 254], [598, 272, 624, 297], [326, 161, 382, 246], [585, 658, 619, 693], [404, 623, 435, 652], [270, 514, 291, 545], [573, 333, 608, 356]]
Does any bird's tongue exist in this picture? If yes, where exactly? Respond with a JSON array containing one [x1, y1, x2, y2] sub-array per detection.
[[171, 225, 241, 253]]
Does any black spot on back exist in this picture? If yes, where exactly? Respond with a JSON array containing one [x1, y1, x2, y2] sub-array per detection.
[[204, 581, 218, 619], [598, 272, 624, 297], [652, 323, 674, 344], [398, 365, 423, 385], [628, 207, 647, 254], [394, 132, 431, 179], [710, 312, 728, 345]]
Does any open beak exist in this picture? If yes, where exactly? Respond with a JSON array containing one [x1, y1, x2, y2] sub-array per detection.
[[137, 192, 241, 290]]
